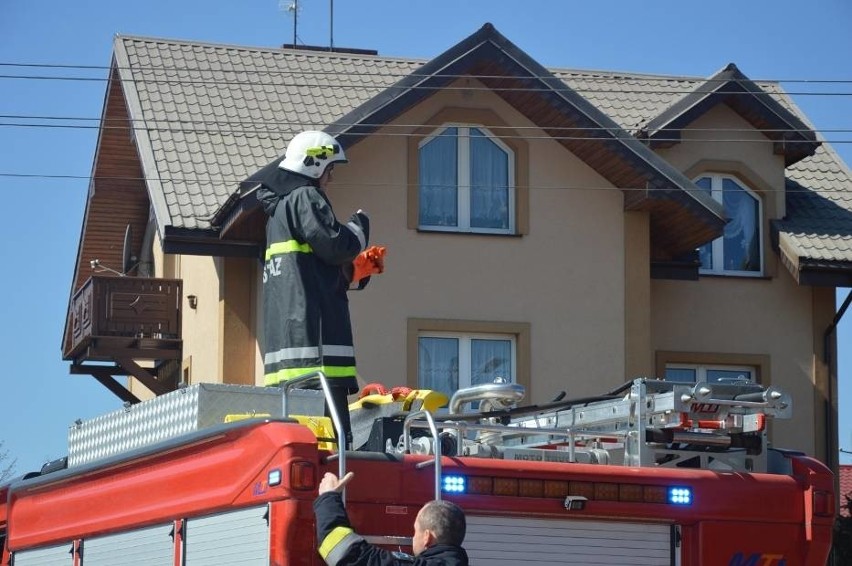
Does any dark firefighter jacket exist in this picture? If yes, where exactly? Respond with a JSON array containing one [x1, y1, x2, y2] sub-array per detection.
[[314, 492, 470, 566], [258, 167, 368, 388]]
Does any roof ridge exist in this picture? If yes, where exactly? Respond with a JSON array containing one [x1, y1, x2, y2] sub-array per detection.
[[551, 65, 705, 82], [115, 33, 787, 88], [115, 33, 427, 65]]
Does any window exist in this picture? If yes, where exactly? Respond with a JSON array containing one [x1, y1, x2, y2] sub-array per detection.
[[664, 363, 755, 384], [695, 174, 762, 275], [418, 125, 515, 234], [418, 332, 516, 401]]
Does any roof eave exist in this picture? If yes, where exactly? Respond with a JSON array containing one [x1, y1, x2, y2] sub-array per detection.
[[773, 228, 852, 286], [638, 63, 820, 166], [162, 226, 260, 258]]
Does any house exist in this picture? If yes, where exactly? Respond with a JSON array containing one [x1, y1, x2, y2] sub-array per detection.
[[62, 24, 852, 470]]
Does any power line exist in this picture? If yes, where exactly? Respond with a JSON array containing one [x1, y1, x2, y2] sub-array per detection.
[[1, 61, 851, 85], [3, 72, 850, 96], [0, 172, 848, 195], [4, 123, 848, 144], [3, 114, 851, 135], [0, 115, 847, 143]]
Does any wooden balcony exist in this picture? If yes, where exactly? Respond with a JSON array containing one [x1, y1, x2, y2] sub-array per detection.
[[65, 276, 182, 402]]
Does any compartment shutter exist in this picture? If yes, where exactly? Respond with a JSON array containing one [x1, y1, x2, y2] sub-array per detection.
[[465, 516, 674, 565], [83, 523, 174, 565], [12, 542, 73, 565], [184, 504, 270, 565]]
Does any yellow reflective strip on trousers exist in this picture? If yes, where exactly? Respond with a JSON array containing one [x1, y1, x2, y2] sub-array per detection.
[[264, 365, 357, 385], [265, 240, 312, 260], [319, 526, 354, 560]]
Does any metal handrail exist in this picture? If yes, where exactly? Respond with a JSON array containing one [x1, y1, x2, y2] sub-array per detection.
[[403, 411, 442, 501], [281, 371, 347, 500]]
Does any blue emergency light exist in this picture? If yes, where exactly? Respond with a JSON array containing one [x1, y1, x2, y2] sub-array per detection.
[[442, 475, 466, 494], [668, 487, 693, 505]]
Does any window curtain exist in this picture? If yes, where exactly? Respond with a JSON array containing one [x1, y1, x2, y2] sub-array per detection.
[[470, 128, 509, 229], [470, 339, 512, 386], [722, 178, 759, 272], [418, 337, 459, 397], [419, 128, 458, 227], [695, 177, 714, 270]]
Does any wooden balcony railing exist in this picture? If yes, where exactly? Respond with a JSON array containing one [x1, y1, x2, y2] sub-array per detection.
[[65, 276, 182, 402]]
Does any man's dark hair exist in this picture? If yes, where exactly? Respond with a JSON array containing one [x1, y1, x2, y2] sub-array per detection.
[[419, 500, 466, 547]]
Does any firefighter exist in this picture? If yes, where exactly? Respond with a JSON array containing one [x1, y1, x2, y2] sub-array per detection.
[[315, 472, 470, 565], [258, 130, 382, 450]]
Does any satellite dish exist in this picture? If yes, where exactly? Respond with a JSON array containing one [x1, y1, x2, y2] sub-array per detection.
[[122, 224, 136, 275]]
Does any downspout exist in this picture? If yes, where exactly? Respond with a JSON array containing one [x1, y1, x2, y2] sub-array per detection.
[[823, 289, 852, 469]]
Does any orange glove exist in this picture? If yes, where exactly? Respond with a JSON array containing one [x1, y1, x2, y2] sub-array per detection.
[[359, 382, 389, 398], [352, 245, 386, 283]]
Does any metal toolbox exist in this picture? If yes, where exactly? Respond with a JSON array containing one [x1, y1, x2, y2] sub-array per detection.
[[67, 383, 325, 467]]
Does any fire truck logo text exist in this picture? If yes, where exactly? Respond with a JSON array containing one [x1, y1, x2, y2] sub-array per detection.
[[729, 552, 786, 566]]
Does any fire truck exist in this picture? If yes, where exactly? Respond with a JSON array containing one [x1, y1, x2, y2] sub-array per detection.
[[0, 372, 835, 565]]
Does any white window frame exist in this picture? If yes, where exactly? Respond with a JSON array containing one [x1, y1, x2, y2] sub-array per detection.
[[418, 331, 517, 393], [695, 173, 763, 277], [664, 363, 756, 384], [418, 123, 516, 235]]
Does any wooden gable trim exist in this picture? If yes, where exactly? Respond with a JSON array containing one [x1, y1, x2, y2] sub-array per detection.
[[62, 66, 152, 356]]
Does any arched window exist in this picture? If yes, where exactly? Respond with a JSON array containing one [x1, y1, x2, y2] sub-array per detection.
[[695, 174, 763, 275], [418, 125, 515, 234]]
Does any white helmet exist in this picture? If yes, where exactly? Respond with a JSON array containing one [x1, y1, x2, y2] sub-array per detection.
[[279, 130, 348, 179]]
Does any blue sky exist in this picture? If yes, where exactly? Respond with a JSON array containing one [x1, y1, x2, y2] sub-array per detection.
[[1, 0, 850, 475]]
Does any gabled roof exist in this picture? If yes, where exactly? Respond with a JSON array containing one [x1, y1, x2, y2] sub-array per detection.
[[227, 23, 726, 258], [348, 24, 728, 255], [112, 34, 422, 245], [636, 63, 819, 167], [107, 26, 852, 281]]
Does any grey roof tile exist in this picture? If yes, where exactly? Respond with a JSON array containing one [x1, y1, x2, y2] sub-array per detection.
[[115, 35, 852, 263]]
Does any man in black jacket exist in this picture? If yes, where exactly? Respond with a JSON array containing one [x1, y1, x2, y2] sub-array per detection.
[[315, 472, 470, 565]]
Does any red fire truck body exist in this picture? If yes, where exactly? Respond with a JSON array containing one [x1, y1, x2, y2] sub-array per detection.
[[0, 379, 836, 565]]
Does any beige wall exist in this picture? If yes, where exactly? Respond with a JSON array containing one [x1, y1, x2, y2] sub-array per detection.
[[624, 211, 652, 377], [326, 82, 627, 403], [651, 275, 817, 454], [649, 104, 829, 456], [177, 254, 223, 384], [221, 257, 258, 386]]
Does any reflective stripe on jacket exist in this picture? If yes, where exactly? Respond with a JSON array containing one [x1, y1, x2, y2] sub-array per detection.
[[313, 493, 470, 565]]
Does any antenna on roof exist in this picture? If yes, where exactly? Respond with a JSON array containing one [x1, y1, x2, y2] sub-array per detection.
[[280, 0, 300, 46], [329, 0, 334, 51]]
